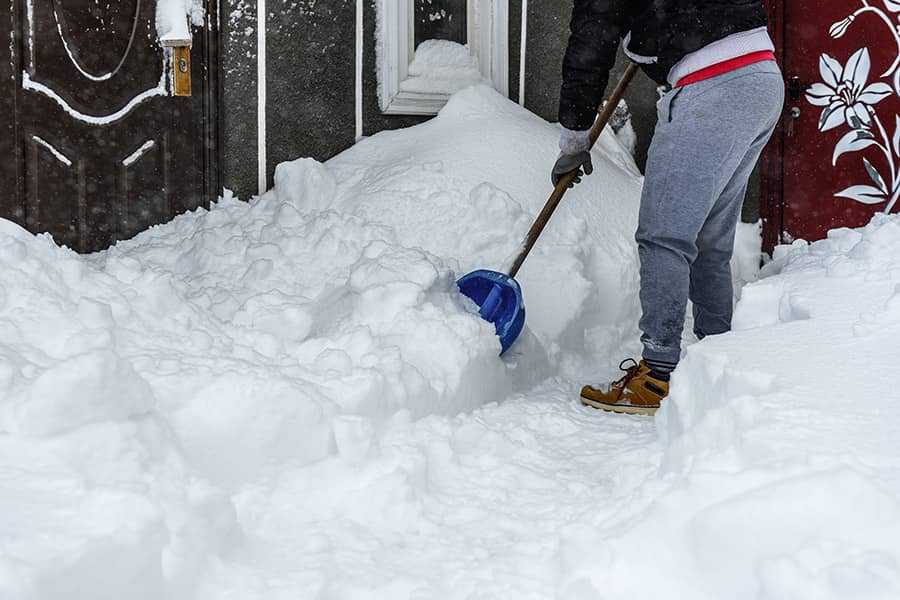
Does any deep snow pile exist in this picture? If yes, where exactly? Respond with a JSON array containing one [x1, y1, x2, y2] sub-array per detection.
[[4, 81, 900, 600], [0, 86, 644, 598], [563, 214, 900, 600], [645, 215, 900, 599]]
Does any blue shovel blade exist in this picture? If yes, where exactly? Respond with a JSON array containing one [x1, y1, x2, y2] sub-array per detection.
[[457, 269, 525, 354]]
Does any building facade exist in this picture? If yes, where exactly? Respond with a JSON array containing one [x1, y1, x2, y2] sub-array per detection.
[[220, 0, 660, 200], [3, 0, 899, 253]]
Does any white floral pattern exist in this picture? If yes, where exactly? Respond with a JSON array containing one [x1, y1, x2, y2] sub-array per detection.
[[807, 0, 900, 212]]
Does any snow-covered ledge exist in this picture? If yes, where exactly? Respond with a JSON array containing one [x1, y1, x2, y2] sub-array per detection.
[[155, 0, 204, 47], [376, 0, 509, 115]]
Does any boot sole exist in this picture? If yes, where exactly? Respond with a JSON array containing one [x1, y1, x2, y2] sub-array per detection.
[[580, 396, 658, 416]]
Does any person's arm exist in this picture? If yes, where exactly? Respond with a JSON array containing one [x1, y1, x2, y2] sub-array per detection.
[[552, 0, 627, 187], [558, 0, 628, 132]]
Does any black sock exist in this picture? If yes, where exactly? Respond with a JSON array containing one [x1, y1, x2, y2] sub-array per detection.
[[643, 358, 676, 381]]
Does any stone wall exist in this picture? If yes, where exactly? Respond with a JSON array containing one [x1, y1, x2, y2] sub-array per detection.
[[220, 0, 259, 200], [219, 1, 760, 218], [221, 0, 356, 199]]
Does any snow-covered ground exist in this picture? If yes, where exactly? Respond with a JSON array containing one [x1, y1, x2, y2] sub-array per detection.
[[2, 86, 900, 599]]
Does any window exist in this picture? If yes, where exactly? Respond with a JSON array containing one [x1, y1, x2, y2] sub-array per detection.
[[377, 0, 508, 115], [414, 0, 467, 47]]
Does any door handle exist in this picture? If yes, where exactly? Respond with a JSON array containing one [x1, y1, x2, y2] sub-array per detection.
[[787, 106, 801, 137], [161, 35, 193, 97], [172, 46, 192, 97], [789, 76, 811, 102]]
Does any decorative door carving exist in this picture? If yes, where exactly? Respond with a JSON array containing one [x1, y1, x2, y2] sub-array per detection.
[[761, 0, 900, 249], [1, 0, 219, 252]]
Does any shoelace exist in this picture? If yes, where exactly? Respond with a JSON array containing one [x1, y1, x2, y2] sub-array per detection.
[[611, 358, 642, 399]]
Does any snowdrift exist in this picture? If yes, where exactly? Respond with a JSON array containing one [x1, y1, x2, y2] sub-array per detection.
[[560, 214, 900, 600], [0, 86, 643, 598], [6, 81, 899, 600]]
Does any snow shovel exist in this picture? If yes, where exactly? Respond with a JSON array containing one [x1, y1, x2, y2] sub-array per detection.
[[458, 63, 640, 354]]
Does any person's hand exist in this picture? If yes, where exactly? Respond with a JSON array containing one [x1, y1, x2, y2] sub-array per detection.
[[551, 151, 593, 188], [553, 128, 593, 187]]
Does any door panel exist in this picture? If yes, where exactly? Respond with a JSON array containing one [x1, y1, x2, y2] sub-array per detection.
[[31, 1, 164, 116], [53, 0, 140, 76], [117, 133, 170, 241], [780, 0, 900, 243], [25, 132, 83, 249], [2, 0, 219, 253], [1, 5, 21, 220]]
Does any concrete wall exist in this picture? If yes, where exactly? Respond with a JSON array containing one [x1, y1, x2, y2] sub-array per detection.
[[221, 0, 356, 200], [267, 1, 356, 183], [219, 1, 760, 218], [222, 0, 491, 199], [221, 1, 258, 201]]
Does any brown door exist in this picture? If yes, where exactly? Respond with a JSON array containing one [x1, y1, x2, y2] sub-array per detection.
[[1, 0, 219, 253], [762, 0, 900, 249]]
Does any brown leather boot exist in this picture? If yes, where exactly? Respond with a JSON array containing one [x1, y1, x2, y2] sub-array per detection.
[[580, 359, 669, 416]]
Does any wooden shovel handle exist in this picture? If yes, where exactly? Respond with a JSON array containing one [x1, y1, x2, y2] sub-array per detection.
[[508, 62, 640, 279]]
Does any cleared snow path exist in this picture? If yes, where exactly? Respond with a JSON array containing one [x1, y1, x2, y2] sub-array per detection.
[[198, 382, 662, 599]]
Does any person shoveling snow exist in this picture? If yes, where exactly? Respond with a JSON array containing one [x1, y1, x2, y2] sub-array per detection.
[[554, 0, 784, 415]]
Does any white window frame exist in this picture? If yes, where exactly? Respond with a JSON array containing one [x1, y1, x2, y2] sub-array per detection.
[[377, 0, 509, 115]]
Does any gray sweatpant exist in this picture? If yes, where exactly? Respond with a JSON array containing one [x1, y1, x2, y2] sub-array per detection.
[[637, 60, 784, 367]]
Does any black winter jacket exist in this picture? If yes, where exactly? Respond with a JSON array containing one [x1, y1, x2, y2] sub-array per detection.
[[559, 0, 768, 130]]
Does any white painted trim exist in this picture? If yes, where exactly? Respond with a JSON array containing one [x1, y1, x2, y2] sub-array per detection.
[[375, 0, 398, 112], [22, 69, 166, 125], [257, 0, 267, 196], [377, 0, 509, 115], [53, 0, 138, 81], [490, 0, 509, 97], [356, 0, 363, 141], [27, 0, 34, 71], [122, 140, 156, 167], [403, 0, 413, 84], [519, 0, 527, 106], [32, 135, 72, 167]]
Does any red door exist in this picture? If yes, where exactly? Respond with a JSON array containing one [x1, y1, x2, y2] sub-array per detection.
[[763, 0, 900, 248]]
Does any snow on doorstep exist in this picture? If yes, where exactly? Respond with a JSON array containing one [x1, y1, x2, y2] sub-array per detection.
[[400, 40, 485, 95]]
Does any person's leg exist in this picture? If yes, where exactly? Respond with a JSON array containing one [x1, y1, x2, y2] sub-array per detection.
[[688, 177, 749, 340], [636, 87, 731, 372], [582, 62, 784, 415], [636, 61, 784, 371], [690, 65, 785, 340], [690, 137, 766, 339]]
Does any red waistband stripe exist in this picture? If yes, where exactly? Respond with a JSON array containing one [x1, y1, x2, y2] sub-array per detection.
[[675, 50, 777, 88]]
